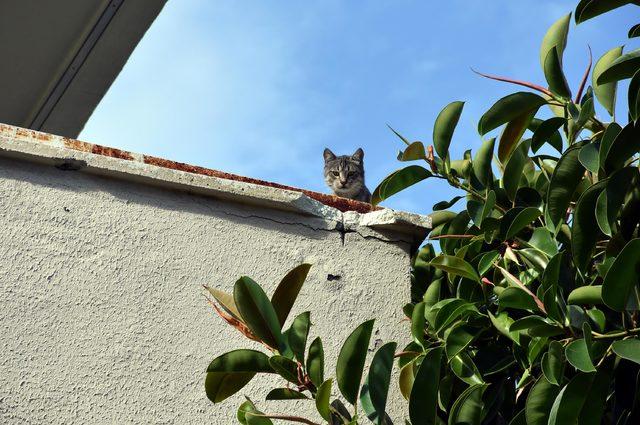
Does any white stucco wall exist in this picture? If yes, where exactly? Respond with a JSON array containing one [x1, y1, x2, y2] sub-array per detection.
[[0, 127, 429, 424]]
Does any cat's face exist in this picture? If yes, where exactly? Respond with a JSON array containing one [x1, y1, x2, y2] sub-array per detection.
[[323, 148, 366, 197]]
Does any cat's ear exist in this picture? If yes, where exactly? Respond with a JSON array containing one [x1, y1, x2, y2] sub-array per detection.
[[323, 148, 336, 162], [351, 148, 364, 163]]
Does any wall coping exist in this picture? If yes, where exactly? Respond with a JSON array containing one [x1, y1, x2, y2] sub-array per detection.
[[0, 123, 431, 241]]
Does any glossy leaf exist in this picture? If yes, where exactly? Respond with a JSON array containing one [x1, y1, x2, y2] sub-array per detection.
[[504, 207, 541, 239], [451, 352, 484, 385], [630, 23, 640, 37], [433, 196, 464, 211], [433, 300, 477, 333], [448, 384, 485, 425], [434, 101, 465, 160], [592, 46, 623, 116], [544, 46, 572, 99], [306, 337, 324, 387], [238, 399, 273, 425], [603, 238, 640, 311], [541, 13, 570, 68], [489, 311, 521, 345], [430, 255, 480, 282], [526, 376, 561, 425], [499, 287, 539, 311], [265, 388, 308, 400], [409, 347, 443, 425], [315, 380, 332, 421], [411, 302, 426, 346], [546, 144, 586, 228], [205, 286, 243, 322], [572, 180, 606, 272], [445, 324, 477, 360], [401, 141, 427, 161], [630, 69, 640, 121], [361, 342, 397, 424], [205, 349, 274, 403], [565, 338, 595, 372], [548, 372, 606, 425], [509, 315, 564, 337], [576, 0, 637, 23], [478, 92, 547, 136], [473, 137, 496, 187], [541, 341, 565, 385], [336, 319, 375, 404], [578, 142, 600, 173], [567, 285, 603, 305], [611, 338, 640, 364], [498, 111, 535, 163], [371, 165, 432, 205], [287, 311, 311, 363], [399, 358, 417, 400], [597, 48, 640, 84], [503, 140, 531, 200], [269, 355, 300, 384], [598, 122, 623, 170], [234, 277, 284, 351], [531, 117, 564, 153], [603, 122, 640, 172], [271, 264, 311, 327]]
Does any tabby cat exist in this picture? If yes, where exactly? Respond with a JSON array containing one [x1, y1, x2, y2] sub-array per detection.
[[323, 148, 371, 203]]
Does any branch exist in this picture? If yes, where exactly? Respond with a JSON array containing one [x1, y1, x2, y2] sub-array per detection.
[[428, 234, 475, 240], [471, 68, 553, 97], [575, 45, 593, 104]]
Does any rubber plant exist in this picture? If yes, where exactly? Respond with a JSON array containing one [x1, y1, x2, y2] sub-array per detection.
[[203, 1, 640, 423], [372, 1, 640, 423]]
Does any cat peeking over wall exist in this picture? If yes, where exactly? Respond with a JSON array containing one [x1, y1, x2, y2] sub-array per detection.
[[323, 148, 371, 203]]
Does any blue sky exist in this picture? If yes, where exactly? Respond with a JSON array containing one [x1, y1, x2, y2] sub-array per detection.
[[81, 0, 637, 215]]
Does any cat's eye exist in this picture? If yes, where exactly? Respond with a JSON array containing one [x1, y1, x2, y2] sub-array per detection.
[[347, 172, 355, 177], [331, 171, 339, 177]]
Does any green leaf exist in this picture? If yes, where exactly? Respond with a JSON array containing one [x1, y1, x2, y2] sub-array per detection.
[[597, 48, 640, 84], [596, 167, 637, 236], [541, 341, 565, 385], [477, 250, 500, 276], [629, 69, 640, 121], [478, 92, 547, 136], [592, 46, 622, 116], [603, 238, 640, 311], [306, 337, 324, 387], [205, 350, 273, 403], [611, 338, 640, 364], [630, 23, 640, 37], [565, 339, 595, 372], [503, 207, 541, 239], [433, 300, 477, 334], [371, 165, 431, 206], [269, 355, 300, 384], [238, 399, 273, 425], [572, 180, 606, 272], [315, 380, 332, 421], [450, 352, 484, 385], [598, 122, 623, 170], [448, 384, 486, 425], [526, 376, 562, 425], [234, 277, 285, 351], [603, 122, 640, 173], [401, 141, 427, 161], [548, 370, 609, 425], [498, 111, 535, 164], [504, 140, 532, 200], [433, 196, 464, 211], [499, 287, 539, 311], [577, 368, 611, 425], [529, 227, 558, 257], [445, 324, 477, 360], [531, 117, 564, 153], [430, 210, 458, 228], [361, 342, 397, 424], [204, 286, 243, 322], [576, 0, 638, 23], [546, 144, 586, 228], [578, 142, 600, 173], [472, 138, 496, 187], [489, 311, 521, 345], [567, 285, 603, 305], [399, 357, 417, 400], [271, 264, 311, 327], [509, 315, 564, 337], [409, 347, 443, 425], [541, 13, 571, 69], [467, 190, 496, 228], [433, 101, 465, 160], [265, 388, 308, 400], [430, 255, 480, 282], [544, 46, 572, 99], [286, 311, 311, 363], [577, 90, 595, 128], [387, 124, 411, 145], [336, 319, 375, 404], [411, 301, 426, 346]]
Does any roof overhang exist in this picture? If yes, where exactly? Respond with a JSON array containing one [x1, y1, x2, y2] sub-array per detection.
[[0, 0, 166, 138]]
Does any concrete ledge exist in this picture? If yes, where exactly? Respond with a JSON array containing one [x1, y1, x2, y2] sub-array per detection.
[[0, 123, 431, 245]]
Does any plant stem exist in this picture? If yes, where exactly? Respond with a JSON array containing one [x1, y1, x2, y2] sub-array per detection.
[[592, 328, 640, 340]]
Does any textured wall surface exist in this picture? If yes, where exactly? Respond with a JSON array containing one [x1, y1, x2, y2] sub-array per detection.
[[0, 154, 418, 424]]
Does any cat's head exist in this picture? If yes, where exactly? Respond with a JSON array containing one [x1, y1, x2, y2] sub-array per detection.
[[323, 148, 366, 197]]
